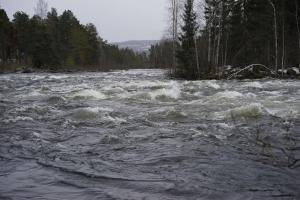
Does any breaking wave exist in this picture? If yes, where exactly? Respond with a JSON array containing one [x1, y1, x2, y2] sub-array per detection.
[[226, 103, 265, 119], [213, 91, 244, 99], [148, 85, 181, 101], [73, 89, 106, 99]]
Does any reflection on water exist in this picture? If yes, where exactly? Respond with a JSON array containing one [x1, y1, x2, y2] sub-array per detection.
[[0, 69, 300, 199]]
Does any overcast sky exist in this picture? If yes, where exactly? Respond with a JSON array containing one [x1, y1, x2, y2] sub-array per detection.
[[0, 0, 168, 42]]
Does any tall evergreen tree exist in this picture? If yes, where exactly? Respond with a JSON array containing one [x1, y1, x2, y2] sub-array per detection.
[[12, 12, 30, 64], [0, 9, 11, 65], [46, 8, 62, 67], [176, 0, 199, 79]]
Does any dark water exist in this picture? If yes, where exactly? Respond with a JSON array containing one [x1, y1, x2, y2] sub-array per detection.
[[0, 69, 299, 200]]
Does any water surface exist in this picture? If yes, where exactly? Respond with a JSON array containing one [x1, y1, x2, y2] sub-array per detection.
[[0, 69, 299, 199]]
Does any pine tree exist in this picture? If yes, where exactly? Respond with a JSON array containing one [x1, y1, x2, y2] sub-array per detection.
[[46, 8, 62, 67], [12, 12, 30, 64], [0, 9, 11, 65], [176, 0, 199, 79]]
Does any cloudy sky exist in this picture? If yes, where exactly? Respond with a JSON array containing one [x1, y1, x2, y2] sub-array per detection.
[[0, 0, 168, 42]]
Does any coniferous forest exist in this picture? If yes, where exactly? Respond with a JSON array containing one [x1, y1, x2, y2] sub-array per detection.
[[150, 0, 300, 79], [1, 0, 300, 79], [0, 7, 148, 72]]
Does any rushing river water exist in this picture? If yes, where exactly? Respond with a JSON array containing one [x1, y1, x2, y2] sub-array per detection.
[[0, 69, 299, 200]]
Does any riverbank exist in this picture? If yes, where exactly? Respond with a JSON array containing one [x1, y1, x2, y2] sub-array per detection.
[[169, 64, 300, 80], [1, 64, 300, 80], [0, 65, 146, 74]]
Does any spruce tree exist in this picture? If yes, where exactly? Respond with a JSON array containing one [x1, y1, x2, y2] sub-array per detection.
[[0, 9, 11, 65], [176, 0, 198, 79]]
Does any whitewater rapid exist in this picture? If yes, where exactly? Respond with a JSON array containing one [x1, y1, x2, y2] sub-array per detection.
[[0, 69, 299, 199]]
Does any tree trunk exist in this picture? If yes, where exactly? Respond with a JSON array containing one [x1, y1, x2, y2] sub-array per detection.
[[215, 1, 223, 76], [295, 0, 300, 70], [268, 0, 278, 72], [281, 16, 285, 77], [224, 33, 228, 66], [208, 23, 212, 63], [171, 0, 179, 74], [194, 35, 200, 78]]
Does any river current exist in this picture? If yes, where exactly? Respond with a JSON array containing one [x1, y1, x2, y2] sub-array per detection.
[[0, 69, 299, 199]]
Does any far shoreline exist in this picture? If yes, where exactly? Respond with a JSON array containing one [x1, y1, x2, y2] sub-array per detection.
[[1, 66, 299, 81]]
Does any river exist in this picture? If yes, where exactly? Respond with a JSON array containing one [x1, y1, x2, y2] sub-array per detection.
[[0, 69, 299, 199]]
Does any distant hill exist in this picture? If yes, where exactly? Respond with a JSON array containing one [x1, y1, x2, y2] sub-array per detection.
[[113, 40, 159, 53]]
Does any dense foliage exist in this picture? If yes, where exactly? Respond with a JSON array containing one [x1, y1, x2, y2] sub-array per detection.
[[150, 0, 300, 79], [0, 8, 148, 71], [176, 0, 199, 79]]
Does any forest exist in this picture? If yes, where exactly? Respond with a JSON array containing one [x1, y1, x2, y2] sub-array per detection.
[[0, 5, 148, 72], [149, 0, 300, 79], [1, 0, 300, 79]]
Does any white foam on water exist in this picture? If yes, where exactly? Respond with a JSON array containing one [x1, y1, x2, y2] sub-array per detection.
[[119, 80, 171, 91], [14, 104, 59, 116], [226, 103, 265, 119], [266, 95, 288, 102], [103, 116, 127, 124], [217, 123, 234, 129], [97, 107, 114, 112], [262, 80, 289, 88], [245, 93, 257, 99], [183, 99, 203, 105], [3, 116, 34, 123], [76, 83, 90, 89], [243, 82, 263, 88], [48, 75, 69, 80], [100, 134, 121, 144], [149, 88, 180, 100], [190, 128, 227, 140], [56, 143, 67, 149], [265, 107, 299, 119], [32, 132, 42, 138], [261, 91, 281, 95], [15, 106, 28, 112], [66, 106, 114, 122], [120, 81, 181, 101], [191, 80, 221, 89], [67, 107, 100, 120], [73, 89, 106, 99], [47, 95, 66, 104], [101, 86, 125, 94], [213, 91, 244, 99], [22, 90, 43, 98], [148, 83, 181, 101], [62, 119, 76, 129], [205, 81, 221, 89], [190, 129, 208, 138], [81, 106, 113, 113], [31, 75, 46, 81]]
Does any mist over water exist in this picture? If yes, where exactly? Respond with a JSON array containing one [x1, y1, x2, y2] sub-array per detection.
[[0, 69, 300, 199]]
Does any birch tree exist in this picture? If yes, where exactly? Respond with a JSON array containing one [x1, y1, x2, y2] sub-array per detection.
[[171, 0, 179, 72], [34, 0, 48, 19], [267, 0, 278, 72]]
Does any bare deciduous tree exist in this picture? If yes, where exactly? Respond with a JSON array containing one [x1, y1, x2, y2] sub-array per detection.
[[281, 14, 285, 76], [171, 0, 179, 72], [267, 0, 278, 72], [34, 0, 48, 19]]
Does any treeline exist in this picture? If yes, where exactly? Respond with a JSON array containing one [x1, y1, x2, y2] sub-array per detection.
[[150, 0, 300, 79], [0, 8, 148, 72]]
